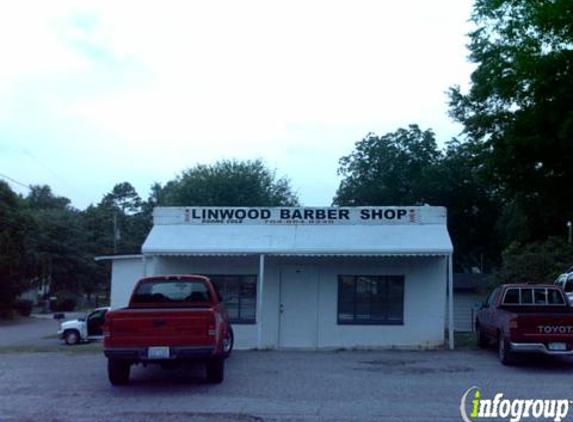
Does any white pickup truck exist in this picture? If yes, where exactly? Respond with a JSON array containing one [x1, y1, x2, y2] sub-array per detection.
[[57, 307, 110, 345]]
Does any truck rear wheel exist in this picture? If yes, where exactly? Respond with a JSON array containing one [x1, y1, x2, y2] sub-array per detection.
[[498, 335, 514, 366], [206, 357, 224, 384], [222, 328, 234, 358], [108, 359, 130, 385], [476, 324, 488, 348]]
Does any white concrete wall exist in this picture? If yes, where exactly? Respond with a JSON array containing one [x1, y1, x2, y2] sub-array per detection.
[[453, 291, 484, 332], [313, 257, 446, 349], [110, 255, 448, 349], [110, 258, 143, 310]]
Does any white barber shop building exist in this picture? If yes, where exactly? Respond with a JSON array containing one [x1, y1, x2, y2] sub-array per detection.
[[99, 206, 455, 350]]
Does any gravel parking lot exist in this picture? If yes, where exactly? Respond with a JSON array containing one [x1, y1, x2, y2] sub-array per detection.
[[1, 317, 573, 422], [0, 345, 572, 422]]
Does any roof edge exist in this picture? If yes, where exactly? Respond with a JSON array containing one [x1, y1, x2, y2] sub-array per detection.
[[94, 254, 143, 262]]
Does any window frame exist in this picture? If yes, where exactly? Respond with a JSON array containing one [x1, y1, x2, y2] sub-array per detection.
[[501, 287, 566, 306], [485, 288, 500, 307], [207, 274, 257, 325], [337, 275, 405, 326]]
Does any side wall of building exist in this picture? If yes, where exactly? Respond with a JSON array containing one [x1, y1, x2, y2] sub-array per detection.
[[110, 258, 143, 310]]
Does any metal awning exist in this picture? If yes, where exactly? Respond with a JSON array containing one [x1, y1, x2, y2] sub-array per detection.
[[142, 224, 453, 256]]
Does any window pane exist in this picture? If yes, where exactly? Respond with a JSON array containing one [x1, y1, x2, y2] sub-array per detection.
[[534, 288, 547, 305], [339, 276, 355, 300], [503, 289, 519, 305], [547, 289, 565, 305], [521, 288, 533, 304], [386, 302, 403, 322], [533, 289, 547, 305], [337, 275, 404, 325], [338, 299, 355, 321], [209, 275, 257, 324], [132, 280, 211, 303]]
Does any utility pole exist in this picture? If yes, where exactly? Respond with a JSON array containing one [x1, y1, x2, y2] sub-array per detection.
[[568, 221, 572, 244], [113, 212, 118, 253]]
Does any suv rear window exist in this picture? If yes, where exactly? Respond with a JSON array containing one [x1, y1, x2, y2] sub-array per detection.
[[132, 279, 212, 304], [502, 287, 565, 306]]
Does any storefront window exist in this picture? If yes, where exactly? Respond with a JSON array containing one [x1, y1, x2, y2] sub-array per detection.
[[337, 275, 404, 325], [209, 275, 257, 324]]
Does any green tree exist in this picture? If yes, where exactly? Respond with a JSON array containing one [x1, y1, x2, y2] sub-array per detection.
[[423, 139, 501, 271], [334, 125, 440, 206], [98, 182, 150, 254], [22, 186, 89, 294], [493, 238, 573, 286], [101, 182, 143, 215], [449, 0, 573, 243], [0, 182, 33, 311], [26, 185, 71, 210], [334, 126, 501, 272], [157, 159, 299, 206]]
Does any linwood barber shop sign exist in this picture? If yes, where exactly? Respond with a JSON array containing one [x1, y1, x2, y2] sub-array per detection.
[[165, 207, 440, 225]]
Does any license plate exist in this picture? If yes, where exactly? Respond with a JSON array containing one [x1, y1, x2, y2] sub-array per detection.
[[148, 346, 170, 359], [548, 342, 567, 351]]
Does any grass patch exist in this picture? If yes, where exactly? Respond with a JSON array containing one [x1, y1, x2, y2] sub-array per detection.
[[41, 334, 60, 340], [0, 315, 24, 326], [0, 342, 103, 355], [455, 332, 478, 350]]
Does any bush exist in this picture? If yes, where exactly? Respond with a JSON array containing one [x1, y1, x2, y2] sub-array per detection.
[[56, 298, 77, 312], [50, 298, 77, 312], [493, 237, 573, 286], [49, 290, 78, 312], [13, 299, 34, 317], [0, 306, 14, 320]]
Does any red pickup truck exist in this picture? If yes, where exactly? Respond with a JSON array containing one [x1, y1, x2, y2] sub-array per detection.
[[476, 284, 573, 364], [103, 275, 233, 385]]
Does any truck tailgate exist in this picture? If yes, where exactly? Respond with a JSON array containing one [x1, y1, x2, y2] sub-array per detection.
[[512, 311, 573, 344], [106, 308, 216, 348]]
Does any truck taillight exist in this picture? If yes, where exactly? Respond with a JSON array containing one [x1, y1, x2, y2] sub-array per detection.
[[207, 319, 216, 337], [102, 322, 110, 338], [509, 319, 518, 329]]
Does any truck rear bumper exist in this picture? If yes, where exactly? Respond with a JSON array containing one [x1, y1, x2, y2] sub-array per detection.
[[104, 346, 215, 361], [509, 342, 573, 356]]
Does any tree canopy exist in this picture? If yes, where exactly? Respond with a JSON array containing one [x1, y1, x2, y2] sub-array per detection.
[[0, 160, 299, 311], [155, 159, 299, 207], [0, 182, 33, 310], [335, 125, 440, 206], [449, 0, 573, 243], [334, 126, 501, 272]]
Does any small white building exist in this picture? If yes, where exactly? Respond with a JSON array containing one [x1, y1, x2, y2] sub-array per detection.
[[98, 206, 454, 350]]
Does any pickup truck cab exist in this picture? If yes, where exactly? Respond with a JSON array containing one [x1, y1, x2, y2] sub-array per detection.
[[58, 307, 110, 345], [476, 284, 573, 364], [103, 275, 233, 385]]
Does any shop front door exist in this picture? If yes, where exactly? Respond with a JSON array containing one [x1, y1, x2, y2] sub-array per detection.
[[278, 266, 318, 348]]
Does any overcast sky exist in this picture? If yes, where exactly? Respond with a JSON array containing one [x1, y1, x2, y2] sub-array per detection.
[[0, 1, 475, 209]]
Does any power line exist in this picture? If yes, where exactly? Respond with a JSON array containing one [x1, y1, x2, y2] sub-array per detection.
[[0, 173, 31, 189]]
